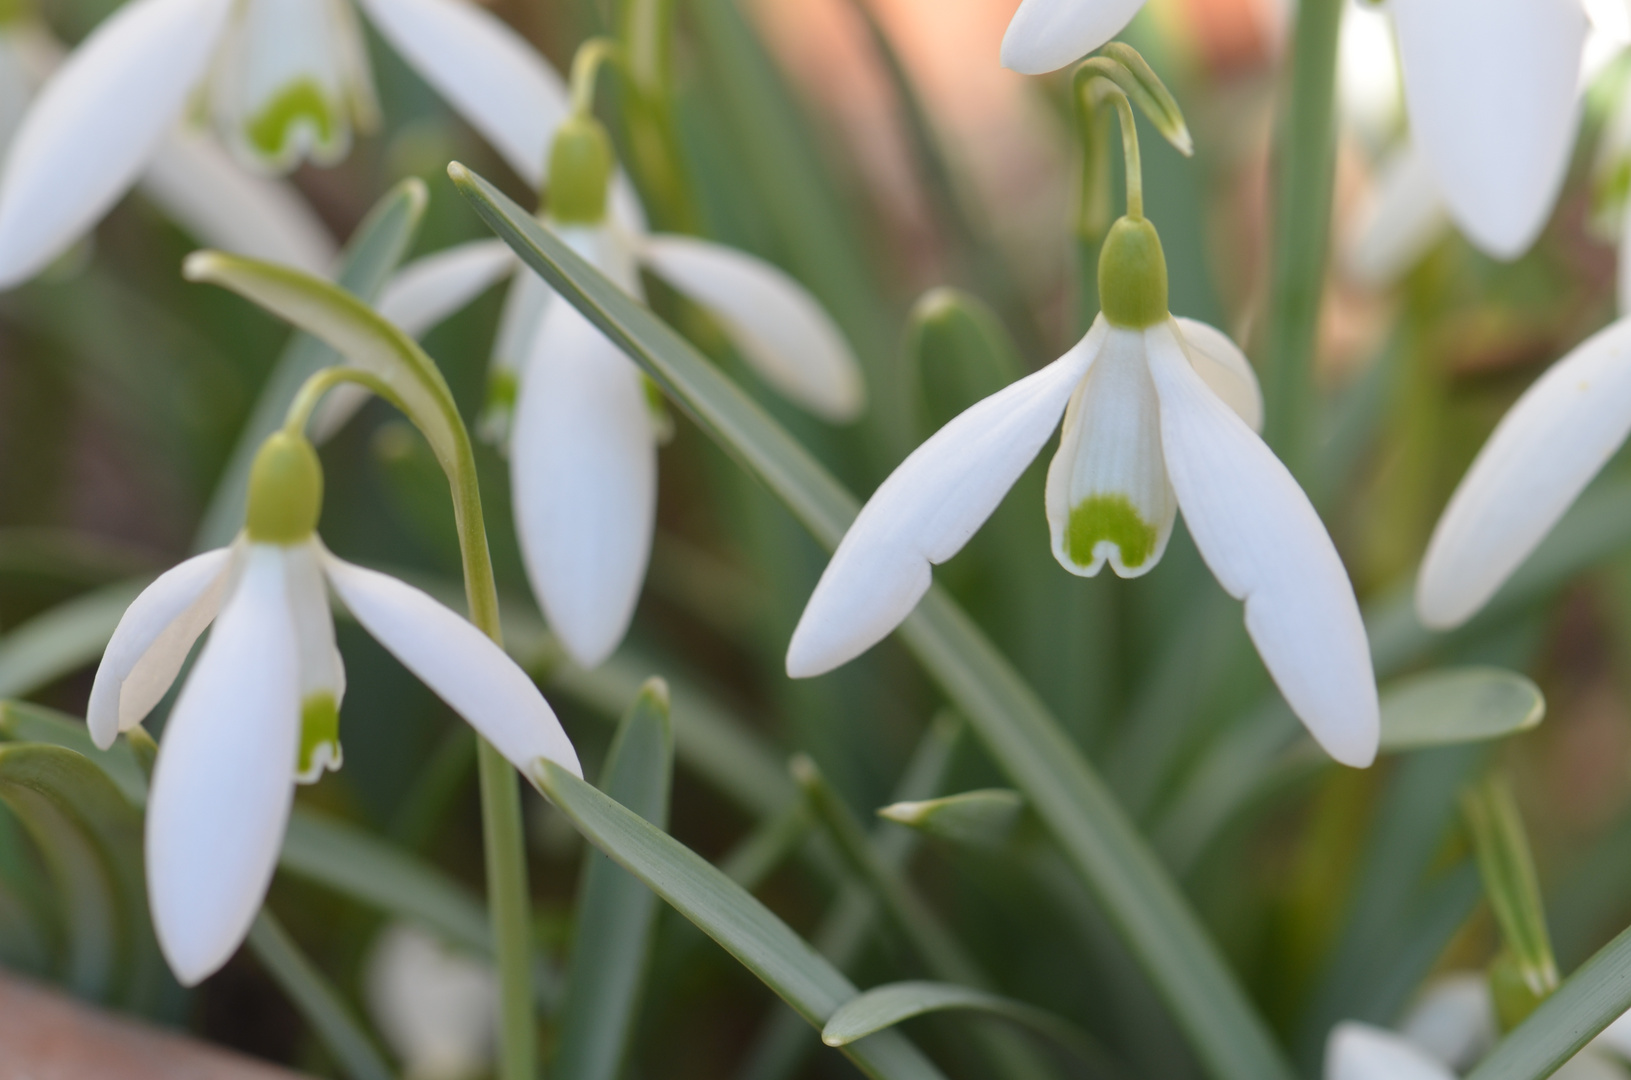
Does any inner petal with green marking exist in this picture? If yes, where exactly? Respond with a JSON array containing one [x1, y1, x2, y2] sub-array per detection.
[[247, 78, 338, 162], [1045, 325, 1177, 578], [296, 692, 342, 784]]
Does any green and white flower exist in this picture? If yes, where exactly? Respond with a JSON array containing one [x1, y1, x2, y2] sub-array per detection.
[[1003, 0, 1589, 258], [365, 922, 496, 1080], [787, 215, 1379, 767], [89, 432, 580, 985], [0, 0, 565, 286]]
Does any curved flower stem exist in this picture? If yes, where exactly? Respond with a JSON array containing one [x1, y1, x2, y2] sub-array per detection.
[[283, 366, 536, 1080], [1074, 81, 1144, 222], [570, 36, 624, 118], [1260, 0, 1343, 476]]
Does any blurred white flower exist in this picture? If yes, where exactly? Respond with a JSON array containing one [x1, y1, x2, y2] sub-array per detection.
[[1001, 0, 1589, 260], [1327, 975, 1631, 1078], [0, 0, 564, 287], [0, 6, 333, 276], [365, 923, 496, 1080], [1416, 315, 1631, 628], [90, 433, 580, 984], [1343, 139, 1450, 287], [787, 218, 1379, 768], [1338, 0, 1402, 152]]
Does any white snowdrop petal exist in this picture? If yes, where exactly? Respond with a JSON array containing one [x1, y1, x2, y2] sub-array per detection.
[[1398, 974, 1498, 1072], [639, 234, 865, 422], [354, 0, 568, 187], [284, 541, 344, 783], [1392, 0, 1587, 258], [1045, 325, 1176, 578], [1344, 140, 1451, 288], [0, 0, 235, 288], [1592, 1007, 1631, 1059], [377, 239, 517, 339], [322, 553, 581, 779], [786, 321, 1104, 678], [1173, 317, 1263, 433], [365, 923, 496, 1080], [1417, 318, 1631, 629], [491, 266, 555, 378], [1147, 321, 1379, 767], [511, 299, 656, 669], [87, 547, 235, 749], [146, 544, 300, 986], [1557, 1049, 1631, 1080], [1000, 0, 1148, 74], [139, 127, 336, 276], [1326, 1022, 1459, 1080]]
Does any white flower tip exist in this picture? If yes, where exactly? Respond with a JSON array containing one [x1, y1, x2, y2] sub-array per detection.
[[998, 32, 1066, 75], [157, 921, 233, 987], [181, 249, 225, 282], [1413, 579, 1473, 634], [1323, 719, 1380, 770], [784, 615, 861, 679]]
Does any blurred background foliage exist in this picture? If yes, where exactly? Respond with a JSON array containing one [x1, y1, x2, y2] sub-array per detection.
[[3, 0, 1631, 1077]]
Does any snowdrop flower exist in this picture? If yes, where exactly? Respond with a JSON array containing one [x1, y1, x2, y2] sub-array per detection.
[[787, 209, 1380, 767], [0, 0, 566, 287], [365, 922, 496, 1080], [0, 4, 334, 276], [1002, 0, 1589, 259], [1415, 315, 1631, 628], [1327, 974, 1631, 1078], [89, 431, 580, 984], [358, 109, 863, 669], [1344, 139, 1451, 288]]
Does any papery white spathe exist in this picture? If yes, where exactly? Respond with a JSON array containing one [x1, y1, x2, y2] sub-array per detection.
[[1001, 0, 1588, 259], [787, 313, 1379, 767], [0, 0, 562, 287], [0, 12, 334, 276], [89, 538, 580, 985], [349, 213, 863, 670], [365, 922, 496, 1080], [1416, 318, 1631, 629]]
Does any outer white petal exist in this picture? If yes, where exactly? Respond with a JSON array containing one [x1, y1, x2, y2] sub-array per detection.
[[1344, 140, 1451, 288], [1392, 0, 1587, 258], [1174, 317, 1262, 434], [321, 552, 581, 779], [1000, 0, 1148, 74], [1326, 1022, 1457, 1080], [139, 128, 336, 276], [87, 547, 235, 749], [1147, 320, 1379, 767], [377, 239, 517, 338], [1045, 325, 1176, 578], [786, 320, 1104, 678], [1417, 318, 1631, 629], [354, 0, 568, 187], [0, 0, 235, 288], [1398, 973, 1497, 1072], [511, 300, 656, 669], [146, 544, 300, 986], [639, 234, 865, 422], [1557, 1049, 1631, 1080], [1591, 1006, 1631, 1060], [365, 923, 496, 1080]]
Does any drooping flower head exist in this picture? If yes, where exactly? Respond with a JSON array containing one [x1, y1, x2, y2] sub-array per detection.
[[0, 0, 569, 287], [91, 429, 580, 984], [787, 58, 1379, 766]]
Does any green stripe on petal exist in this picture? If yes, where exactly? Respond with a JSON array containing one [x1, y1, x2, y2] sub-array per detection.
[[296, 691, 342, 784], [1067, 493, 1158, 571], [247, 78, 338, 161]]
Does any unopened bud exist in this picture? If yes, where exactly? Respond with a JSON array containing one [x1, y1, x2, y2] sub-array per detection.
[[246, 432, 323, 544]]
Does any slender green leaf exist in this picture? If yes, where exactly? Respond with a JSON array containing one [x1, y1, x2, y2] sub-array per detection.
[[247, 911, 395, 1080], [455, 164, 1298, 1080], [1466, 919, 1631, 1080], [0, 579, 146, 700], [822, 981, 1111, 1067], [554, 679, 674, 1080], [0, 743, 165, 1010], [0, 702, 147, 806], [535, 762, 947, 1080], [878, 789, 1024, 849], [195, 179, 427, 550], [903, 288, 1024, 437], [1464, 774, 1559, 997], [1380, 667, 1546, 751]]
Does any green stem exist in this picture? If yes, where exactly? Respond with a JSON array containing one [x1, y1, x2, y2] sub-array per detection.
[[1260, 0, 1343, 474], [283, 368, 536, 1080], [571, 37, 623, 118]]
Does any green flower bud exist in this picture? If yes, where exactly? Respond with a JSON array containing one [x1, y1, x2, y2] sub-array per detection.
[[1098, 215, 1169, 329], [246, 432, 323, 544], [547, 115, 615, 225]]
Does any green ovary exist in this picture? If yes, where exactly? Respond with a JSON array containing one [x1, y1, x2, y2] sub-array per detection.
[[297, 692, 342, 781], [247, 79, 337, 159], [1066, 494, 1157, 570]]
